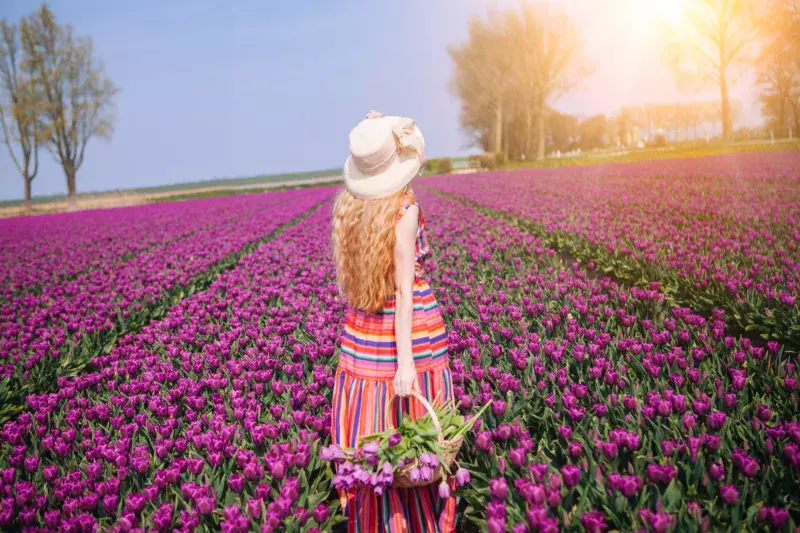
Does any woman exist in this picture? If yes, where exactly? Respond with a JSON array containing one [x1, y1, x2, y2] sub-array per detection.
[[331, 111, 457, 532]]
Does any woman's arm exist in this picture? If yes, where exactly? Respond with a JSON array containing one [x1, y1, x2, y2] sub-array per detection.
[[393, 205, 419, 397]]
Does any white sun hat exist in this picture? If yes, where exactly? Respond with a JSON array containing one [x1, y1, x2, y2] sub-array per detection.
[[343, 110, 426, 200]]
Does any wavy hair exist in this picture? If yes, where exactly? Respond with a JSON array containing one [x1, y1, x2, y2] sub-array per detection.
[[332, 186, 415, 313]]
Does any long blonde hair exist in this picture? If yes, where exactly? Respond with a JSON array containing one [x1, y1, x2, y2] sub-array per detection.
[[332, 186, 415, 313]]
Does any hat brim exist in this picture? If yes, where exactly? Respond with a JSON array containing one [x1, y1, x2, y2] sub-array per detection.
[[342, 117, 425, 200]]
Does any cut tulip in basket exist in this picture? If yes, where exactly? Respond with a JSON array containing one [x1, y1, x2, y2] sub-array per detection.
[[321, 392, 491, 495]]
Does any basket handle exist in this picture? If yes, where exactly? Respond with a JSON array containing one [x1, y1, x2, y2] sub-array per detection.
[[385, 390, 443, 440]]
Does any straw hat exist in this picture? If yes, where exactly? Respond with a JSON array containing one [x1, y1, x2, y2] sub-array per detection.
[[343, 110, 426, 200]]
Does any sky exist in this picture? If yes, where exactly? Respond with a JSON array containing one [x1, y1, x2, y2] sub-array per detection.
[[0, 0, 762, 200]]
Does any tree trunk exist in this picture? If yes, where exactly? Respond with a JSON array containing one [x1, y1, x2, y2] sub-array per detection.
[[493, 104, 503, 154], [535, 96, 546, 161], [66, 169, 77, 211], [719, 69, 731, 140], [779, 98, 786, 128], [793, 100, 800, 132], [525, 109, 533, 160], [24, 178, 32, 210], [536, 111, 546, 160]]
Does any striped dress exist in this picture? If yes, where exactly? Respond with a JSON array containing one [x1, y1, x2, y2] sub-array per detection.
[[332, 197, 457, 533]]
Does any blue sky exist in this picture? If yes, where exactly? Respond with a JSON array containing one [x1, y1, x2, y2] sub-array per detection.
[[0, 0, 760, 200]]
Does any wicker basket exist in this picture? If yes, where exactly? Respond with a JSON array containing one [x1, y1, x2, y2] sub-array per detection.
[[384, 390, 464, 489]]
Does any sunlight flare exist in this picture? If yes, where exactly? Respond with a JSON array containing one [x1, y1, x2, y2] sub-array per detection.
[[638, 0, 688, 30]]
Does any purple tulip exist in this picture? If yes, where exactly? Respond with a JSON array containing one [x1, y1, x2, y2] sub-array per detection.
[[546, 489, 562, 508], [620, 476, 641, 498], [581, 510, 607, 533], [103, 494, 119, 512], [509, 447, 527, 467], [23, 456, 39, 473], [247, 498, 262, 519], [270, 461, 286, 480], [311, 503, 330, 524], [741, 458, 759, 478], [768, 507, 789, 528], [228, 473, 244, 493], [707, 412, 727, 430], [488, 517, 506, 533], [41, 465, 58, 483], [476, 431, 493, 451], [361, 441, 380, 455], [420, 465, 433, 481], [562, 465, 581, 487], [196, 496, 215, 516], [568, 441, 583, 457], [720, 485, 739, 504], [455, 468, 470, 487], [489, 477, 509, 500], [526, 505, 547, 527], [647, 464, 677, 485], [708, 462, 725, 481], [648, 512, 671, 533], [601, 442, 618, 459]]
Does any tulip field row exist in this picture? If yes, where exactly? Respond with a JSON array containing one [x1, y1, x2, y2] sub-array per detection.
[[424, 152, 800, 348], [0, 196, 292, 296], [1, 167, 798, 532], [0, 188, 333, 422]]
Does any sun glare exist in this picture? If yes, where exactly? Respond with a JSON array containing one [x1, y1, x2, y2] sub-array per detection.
[[639, 0, 687, 29]]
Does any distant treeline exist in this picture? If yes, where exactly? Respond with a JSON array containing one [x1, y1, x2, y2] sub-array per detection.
[[0, 168, 341, 207], [449, 1, 800, 160]]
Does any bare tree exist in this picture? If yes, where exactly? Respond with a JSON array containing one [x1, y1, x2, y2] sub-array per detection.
[[757, 0, 800, 130], [449, 13, 513, 154], [517, 4, 588, 160], [20, 4, 117, 209], [448, 3, 587, 159], [0, 20, 40, 209], [758, 43, 796, 127], [664, 0, 762, 139]]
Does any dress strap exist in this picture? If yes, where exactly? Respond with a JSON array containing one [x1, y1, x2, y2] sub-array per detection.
[[395, 198, 424, 230]]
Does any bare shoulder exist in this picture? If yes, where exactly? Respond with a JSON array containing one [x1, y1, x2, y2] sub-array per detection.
[[395, 204, 419, 239], [399, 203, 419, 220]]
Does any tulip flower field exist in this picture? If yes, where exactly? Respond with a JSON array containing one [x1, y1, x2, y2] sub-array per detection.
[[0, 189, 331, 421], [425, 152, 800, 348], [0, 154, 799, 532]]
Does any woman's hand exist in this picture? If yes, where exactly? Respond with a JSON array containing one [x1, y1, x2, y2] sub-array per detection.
[[394, 359, 419, 397]]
